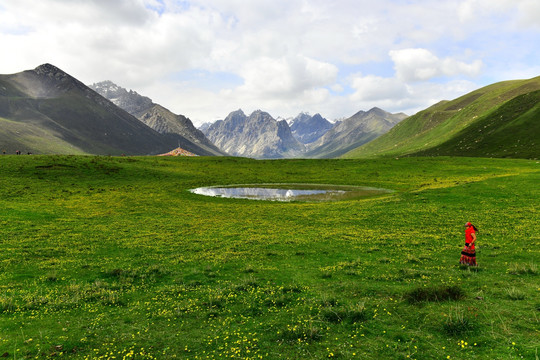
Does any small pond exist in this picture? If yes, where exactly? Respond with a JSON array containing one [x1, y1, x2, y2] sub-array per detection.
[[190, 184, 393, 202]]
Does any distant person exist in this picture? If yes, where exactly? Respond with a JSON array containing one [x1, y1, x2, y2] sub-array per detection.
[[460, 222, 478, 266]]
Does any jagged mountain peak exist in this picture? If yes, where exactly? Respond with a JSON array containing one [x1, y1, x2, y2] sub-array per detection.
[[91, 80, 121, 92], [92, 80, 147, 97], [90, 81, 153, 114], [290, 112, 333, 144], [230, 109, 246, 116], [250, 110, 273, 119], [205, 109, 305, 159], [223, 109, 247, 122], [34, 63, 66, 76], [250, 109, 273, 118]]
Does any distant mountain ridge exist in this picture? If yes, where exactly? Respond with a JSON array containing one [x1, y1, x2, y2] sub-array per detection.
[[344, 76, 540, 159], [202, 107, 406, 159], [306, 107, 407, 158], [0, 64, 181, 155], [203, 110, 305, 159], [5, 64, 533, 159], [90, 81, 225, 156]]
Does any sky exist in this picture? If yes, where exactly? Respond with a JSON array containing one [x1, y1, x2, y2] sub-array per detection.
[[1, 0, 539, 126]]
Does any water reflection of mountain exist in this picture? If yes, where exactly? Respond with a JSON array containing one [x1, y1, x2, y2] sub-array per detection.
[[191, 187, 332, 200]]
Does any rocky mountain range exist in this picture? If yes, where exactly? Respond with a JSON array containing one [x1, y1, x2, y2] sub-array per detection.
[[202, 108, 407, 159], [202, 110, 305, 159], [90, 81, 224, 156], [0, 63, 406, 158]]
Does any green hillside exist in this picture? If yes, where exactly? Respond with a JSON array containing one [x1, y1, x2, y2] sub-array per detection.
[[0, 90, 171, 155], [343, 76, 540, 159]]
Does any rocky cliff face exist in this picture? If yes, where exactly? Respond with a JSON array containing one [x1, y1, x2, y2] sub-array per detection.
[[90, 81, 225, 156], [90, 80, 153, 114], [290, 113, 333, 144], [204, 110, 305, 159]]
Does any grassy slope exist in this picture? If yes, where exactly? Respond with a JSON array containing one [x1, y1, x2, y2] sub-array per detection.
[[414, 90, 540, 158], [0, 77, 85, 155], [0, 156, 538, 359], [0, 116, 88, 155], [343, 76, 540, 159], [0, 76, 178, 156]]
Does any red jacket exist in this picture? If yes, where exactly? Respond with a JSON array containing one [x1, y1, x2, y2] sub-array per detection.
[[465, 227, 475, 245]]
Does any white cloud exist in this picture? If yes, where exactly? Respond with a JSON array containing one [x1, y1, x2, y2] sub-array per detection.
[[515, 0, 540, 28], [350, 75, 409, 102], [390, 48, 483, 82], [0, 0, 538, 125], [346, 74, 479, 117], [458, 0, 540, 28], [238, 56, 338, 97]]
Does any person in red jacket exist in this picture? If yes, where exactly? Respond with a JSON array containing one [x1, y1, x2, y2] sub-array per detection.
[[460, 222, 478, 266]]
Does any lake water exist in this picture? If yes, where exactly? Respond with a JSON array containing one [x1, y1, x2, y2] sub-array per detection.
[[190, 184, 392, 202]]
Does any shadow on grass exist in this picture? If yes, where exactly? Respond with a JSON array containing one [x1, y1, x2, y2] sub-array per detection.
[[404, 285, 466, 304]]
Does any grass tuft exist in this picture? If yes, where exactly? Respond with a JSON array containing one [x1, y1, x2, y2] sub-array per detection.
[[0, 296, 14, 313], [443, 307, 476, 336], [505, 287, 526, 300], [508, 263, 537, 275]]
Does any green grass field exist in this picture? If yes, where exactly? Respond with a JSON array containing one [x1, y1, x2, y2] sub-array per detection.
[[0, 155, 538, 359]]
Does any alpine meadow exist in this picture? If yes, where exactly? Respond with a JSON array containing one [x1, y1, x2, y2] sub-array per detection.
[[0, 155, 538, 359], [1, 1, 540, 359]]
